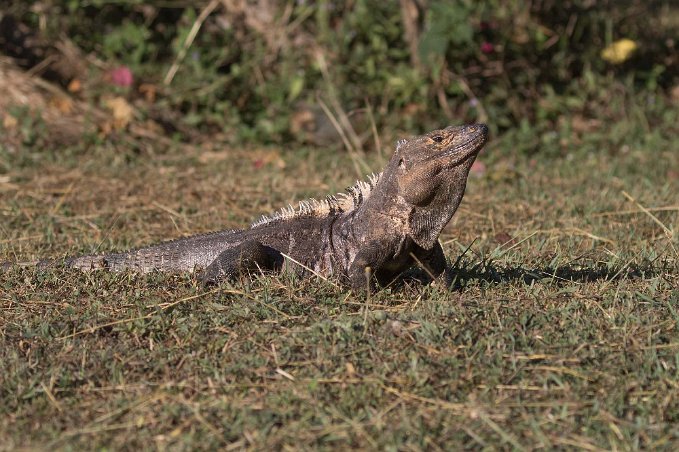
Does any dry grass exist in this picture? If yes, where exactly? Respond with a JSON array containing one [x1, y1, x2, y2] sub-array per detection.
[[1, 2, 677, 447], [1, 127, 678, 449]]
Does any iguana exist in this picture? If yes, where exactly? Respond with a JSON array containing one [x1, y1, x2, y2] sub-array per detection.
[[11, 123, 488, 291]]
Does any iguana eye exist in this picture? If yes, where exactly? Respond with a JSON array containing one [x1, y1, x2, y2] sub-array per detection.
[[432, 135, 444, 143]]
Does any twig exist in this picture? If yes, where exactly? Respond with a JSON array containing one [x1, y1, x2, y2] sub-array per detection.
[[448, 70, 489, 123], [478, 412, 527, 452], [621, 191, 674, 238], [593, 205, 679, 217], [408, 252, 437, 281], [451, 237, 478, 270], [493, 231, 538, 257], [48, 181, 75, 216], [314, 50, 364, 153], [364, 98, 382, 158], [58, 289, 219, 340], [362, 266, 371, 336], [164, 0, 220, 85], [279, 252, 340, 289], [622, 190, 677, 258], [40, 381, 63, 412], [316, 97, 355, 154], [380, 383, 465, 412]]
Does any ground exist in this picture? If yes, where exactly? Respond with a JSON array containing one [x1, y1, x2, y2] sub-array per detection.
[[1, 126, 677, 449]]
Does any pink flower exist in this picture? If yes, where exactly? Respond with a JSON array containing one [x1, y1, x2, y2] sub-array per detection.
[[479, 21, 497, 31], [470, 160, 486, 176], [109, 66, 134, 87], [481, 42, 494, 54]]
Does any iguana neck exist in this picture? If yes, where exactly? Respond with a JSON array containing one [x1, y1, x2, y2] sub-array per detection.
[[341, 172, 409, 240]]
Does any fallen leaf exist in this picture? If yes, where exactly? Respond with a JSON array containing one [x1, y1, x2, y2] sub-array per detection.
[[104, 96, 134, 130], [671, 85, 679, 104], [249, 150, 285, 169], [571, 115, 601, 133], [67, 79, 81, 93], [2, 113, 18, 130], [49, 96, 74, 114], [601, 39, 637, 64], [139, 83, 157, 103]]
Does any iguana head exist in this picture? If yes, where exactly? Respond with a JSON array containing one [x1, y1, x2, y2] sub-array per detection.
[[386, 123, 488, 249]]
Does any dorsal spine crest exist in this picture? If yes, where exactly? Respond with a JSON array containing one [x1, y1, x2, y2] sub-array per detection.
[[250, 172, 382, 228]]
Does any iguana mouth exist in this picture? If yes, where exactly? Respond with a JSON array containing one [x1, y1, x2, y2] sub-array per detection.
[[440, 123, 488, 166]]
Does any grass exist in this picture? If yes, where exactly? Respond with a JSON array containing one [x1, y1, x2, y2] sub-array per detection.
[[1, 117, 678, 449]]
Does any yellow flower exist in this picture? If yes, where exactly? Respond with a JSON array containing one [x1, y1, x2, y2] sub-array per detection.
[[601, 39, 638, 64]]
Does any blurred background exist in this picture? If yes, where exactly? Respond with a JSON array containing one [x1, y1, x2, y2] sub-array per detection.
[[0, 0, 676, 158]]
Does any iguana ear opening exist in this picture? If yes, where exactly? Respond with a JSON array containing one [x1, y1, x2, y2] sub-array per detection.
[[399, 170, 439, 205]]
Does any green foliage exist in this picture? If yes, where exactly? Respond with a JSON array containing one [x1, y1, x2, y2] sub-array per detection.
[[0, 106, 48, 155], [419, 0, 475, 66], [100, 19, 152, 66], [3, 0, 678, 147]]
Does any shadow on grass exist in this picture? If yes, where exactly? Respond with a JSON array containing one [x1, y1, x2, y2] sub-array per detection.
[[399, 258, 663, 292], [447, 260, 660, 290]]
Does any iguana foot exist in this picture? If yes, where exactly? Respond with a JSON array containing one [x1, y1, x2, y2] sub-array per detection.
[[413, 241, 454, 289]]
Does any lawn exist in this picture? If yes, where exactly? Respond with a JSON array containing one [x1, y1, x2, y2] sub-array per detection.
[[1, 112, 677, 449]]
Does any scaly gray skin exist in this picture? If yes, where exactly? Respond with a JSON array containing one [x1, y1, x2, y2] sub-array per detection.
[[16, 124, 488, 291]]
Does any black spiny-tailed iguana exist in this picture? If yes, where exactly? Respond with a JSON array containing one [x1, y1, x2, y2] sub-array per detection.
[[11, 124, 488, 291]]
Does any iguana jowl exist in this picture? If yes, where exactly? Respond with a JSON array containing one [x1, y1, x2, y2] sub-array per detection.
[[41, 123, 488, 290]]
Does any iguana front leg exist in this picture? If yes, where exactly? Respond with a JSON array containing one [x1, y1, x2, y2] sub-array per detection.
[[348, 241, 453, 291], [202, 240, 284, 285], [414, 241, 453, 287], [347, 243, 392, 292]]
